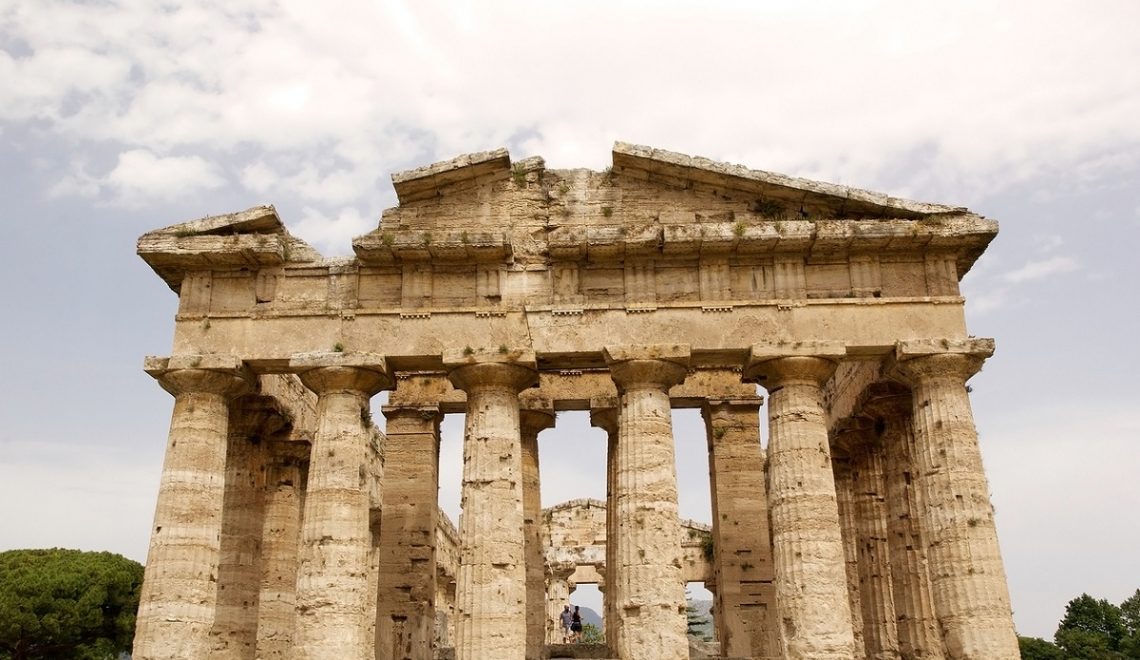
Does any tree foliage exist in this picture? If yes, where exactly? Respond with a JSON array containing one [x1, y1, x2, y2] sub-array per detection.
[[579, 622, 603, 644], [1019, 635, 1064, 660], [0, 548, 143, 660]]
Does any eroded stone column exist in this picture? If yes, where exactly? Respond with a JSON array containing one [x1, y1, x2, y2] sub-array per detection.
[[520, 398, 555, 660], [255, 438, 310, 659], [292, 353, 392, 660], [703, 397, 779, 658], [133, 356, 252, 660], [892, 340, 1017, 660], [213, 395, 291, 659], [746, 345, 855, 659], [838, 419, 900, 660], [545, 564, 576, 644], [445, 349, 538, 660], [375, 404, 442, 660], [863, 389, 945, 660], [589, 398, 620, 654], [604, 344, 690, 660], [833, 452, 867, 660]]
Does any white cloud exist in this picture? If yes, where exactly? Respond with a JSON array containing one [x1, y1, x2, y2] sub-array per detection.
[[290, 206, 376, 256], [104, 149, 225, 207], [5, 0, 1140, 215], [1003, 256, 1079, 284]]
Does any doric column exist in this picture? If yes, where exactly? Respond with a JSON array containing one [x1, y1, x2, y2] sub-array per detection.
[[589, 398, 620, 655], [445, 348, 539, 660], [703, 397, 779, 658], [892, 340, 1018, 659], [863, 389, 945, 660], [291, 353, 392, 660], [375, 404, 443, 660], [133, 355, 253, 660], [213, 395, 292, 660], [603, 344, 690, 660], [833, 452, 867, 660], [837, 418, 900, 660], [545, 564, 576, 644], [520, 397, 555, 660], [746, 343, 856, 659], [255, 438, 310, 659]]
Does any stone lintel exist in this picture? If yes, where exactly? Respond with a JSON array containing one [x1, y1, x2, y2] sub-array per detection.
[[390, 148, 512, 205], [441, 346, 538, 370], [144, 353, 245, 375], [895, 337, 995, 360], [602, 343, 691, 366], [289, 351, 389, 373]]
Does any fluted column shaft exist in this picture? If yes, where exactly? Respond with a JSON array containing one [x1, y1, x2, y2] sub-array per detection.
[[520, 404, 555, 660], [748, 356, 855, 659], [448, 360, 537, 660], [294, 364, 390, 660], [545, 568, 575, 644], [213, 397, 289, 659], [590, 400, 620, 655], [704, 398, 779, 658], [895, 353, 1018, 659], [375, 405, 442, 660], [255, 439, 310, 659], [841, 422, 899, 660], [834, 456, 868, 660], [606, 349, 689, 660], [870, 395, 944, 660], [133, 365, 251, 660]]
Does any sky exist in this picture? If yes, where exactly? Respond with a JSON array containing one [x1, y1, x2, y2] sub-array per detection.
[[2, 0, 1139, 641]]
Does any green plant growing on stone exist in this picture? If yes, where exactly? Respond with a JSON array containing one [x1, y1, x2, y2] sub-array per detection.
[[559, 182, 570, 195], [701, 535, 715, 562], [512, 163, 527, 187], [463, 346, 474, 356], [333, 342, 344, 352], [498, 344, 508, 354], [734, 221, 746, 237], [602, 206, 613, 218]]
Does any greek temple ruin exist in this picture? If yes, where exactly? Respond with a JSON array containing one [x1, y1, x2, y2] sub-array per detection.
[[133, 143, 1020, 660]]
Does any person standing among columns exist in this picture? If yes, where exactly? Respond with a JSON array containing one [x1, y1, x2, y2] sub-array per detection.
[[444, 347, 538, 660], [133, 355, 253, 660], [891, 339, 1018, 660], [746, 342, 857, 659], [290, 352, 392, 660], [603, 344, 690, 660]]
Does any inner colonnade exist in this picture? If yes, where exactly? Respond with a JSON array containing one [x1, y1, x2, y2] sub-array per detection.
[[132, 143, 1020, 659]]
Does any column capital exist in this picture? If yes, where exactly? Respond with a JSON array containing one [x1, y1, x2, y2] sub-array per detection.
[[381, 403, 442, 422], [745, 355, 837, 391], [604, 344, 690, 393], [890, 337, 993, 384], [290, 352, 392, 395], [230, 394, 293, 439], [520, 397, 556, 436], [444, 347, 538, 393], [589, 398, 619, 434], [145, 355, 253, 399]]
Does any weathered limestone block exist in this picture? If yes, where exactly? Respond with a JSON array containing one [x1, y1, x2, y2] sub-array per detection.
[[746, 347, 856, 660], [376, 404, 442, 660], [837, 419, 900, 660], [893, 341, 1017, 660], [703, 397, 779, 659], [445, 349, 538, 660], [212, 396, 291, 659], [292, 354, 392, 660], [255, 439, 310, 659], [864, 391, 945, 660], [133, 357, 253, 660], [834, 453, 868, 660], [604, 345, 690, 660], [520, 399, 555, 660]]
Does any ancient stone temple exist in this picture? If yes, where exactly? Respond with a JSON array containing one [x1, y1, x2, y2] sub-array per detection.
[[134, 143, 1019, 660]]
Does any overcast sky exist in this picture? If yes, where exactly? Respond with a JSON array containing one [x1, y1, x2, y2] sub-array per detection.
[[2, 0, 1139, 640]]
